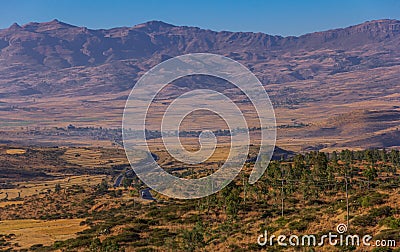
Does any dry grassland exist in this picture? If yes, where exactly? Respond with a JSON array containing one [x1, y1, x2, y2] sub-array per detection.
[[0, 218, 87, 249]]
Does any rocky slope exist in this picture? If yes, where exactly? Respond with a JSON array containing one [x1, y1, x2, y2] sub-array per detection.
[[0, 19, 399, 96]]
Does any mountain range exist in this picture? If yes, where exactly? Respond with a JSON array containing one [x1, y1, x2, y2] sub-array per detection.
[[0, 19, 399, 150], [0, 19, 399, 95]]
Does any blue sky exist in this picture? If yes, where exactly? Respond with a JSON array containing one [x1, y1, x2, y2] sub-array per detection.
[[1, 0, 400, 36]]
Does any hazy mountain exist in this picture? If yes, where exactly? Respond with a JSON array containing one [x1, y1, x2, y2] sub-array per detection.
[[0, 19, 399, 96], [0, 19, 399, 150]]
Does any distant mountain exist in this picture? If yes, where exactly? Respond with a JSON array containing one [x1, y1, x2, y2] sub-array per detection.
[[0, 19, 400, 150], [0, 19, 399, 96]]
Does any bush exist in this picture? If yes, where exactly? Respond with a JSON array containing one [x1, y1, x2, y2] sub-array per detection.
[[275, 217, 289, 227], [95, 180, 109, 195], [359, 192, 387, 207], [182, 222, 205, 252], [352, 215, 376, 227], [380, 217, 400, 229], [62, 235, 93, 248], [289, 221, 308, 232], [101, 239, 124, 252], [372, 247, 393, 252], [29, 244, 43, 250], [374, 229, 400, 242], [108, 232, 140, 243], [369, 206, 393, 218], [352, 206, 393, 227]]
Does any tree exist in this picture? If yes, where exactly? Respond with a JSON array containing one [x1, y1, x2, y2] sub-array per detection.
[[300, 165, 312, 202], [365, 150, 376, 166], [226, 187, 241, 220], [331, 151, 338, 164], [122, 178, 133, 189], [363, 167, 378, 189], [55, 183, 62, 194], [293, 154, 305, 179], [340, 149, 353, 164], [311, 152, 328, 193], [182, 221, 205, 252], [96, 179, 109, 195], [380, 149, 387, 163], [390, 149, 399, 172], [313, 152, 328, 178]]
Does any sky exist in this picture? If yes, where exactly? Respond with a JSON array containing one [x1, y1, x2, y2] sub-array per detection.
[[1, 0, 400, 36]]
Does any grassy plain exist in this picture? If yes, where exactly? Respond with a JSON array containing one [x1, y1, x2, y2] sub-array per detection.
[[0, 219, 87, 250]]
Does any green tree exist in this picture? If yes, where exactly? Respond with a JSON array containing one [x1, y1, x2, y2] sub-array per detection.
[[363, 167, 378, 189], [293, 154, 306, 179], [390, 149, 399, 172], [365, 150, 376, 166], [182, 221, 205, 252], [96, 179, 109, 195], [331, 151, 338, 164], [122, 178, 133, 189], [226, 187, 241, 220], [55, 183, 61, 194]]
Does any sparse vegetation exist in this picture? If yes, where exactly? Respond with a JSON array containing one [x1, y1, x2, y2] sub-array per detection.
[[1, 146, 400, 251]]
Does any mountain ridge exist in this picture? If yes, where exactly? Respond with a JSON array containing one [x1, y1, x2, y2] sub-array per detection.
[[0, 19, 399, 150], [0, 19, 399, 95], [1, 19, 399, 69], [2, 18, 399, 37]]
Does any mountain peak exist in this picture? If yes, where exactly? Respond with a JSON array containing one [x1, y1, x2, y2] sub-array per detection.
[[133, 20, 176, 31], [349, 19, 400, 33], [48, 19, 64, 25], [21, 19, 76, 31], [8, 22, 21, 30], [42, 19, 75, 28], [363, 19, 399, 24]]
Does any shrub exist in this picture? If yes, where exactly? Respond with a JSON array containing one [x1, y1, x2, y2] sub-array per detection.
[[29, 244, 43, 250], [353, 206, 393, 227], [352, 215, 376, 227], [380, 217, 400, 229], [372, 247, 393, 252], [275, 217, 289, 227], [106, 232, 140, 243], [369, 206, 393, 218], [359, 192, 387, 207], [289, 221, 308, 232], [182, 222, 206, 252], [374, 229, 400, 245]]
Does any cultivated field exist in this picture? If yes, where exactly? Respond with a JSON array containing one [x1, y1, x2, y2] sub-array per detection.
[[0, 219, 87, 250]]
